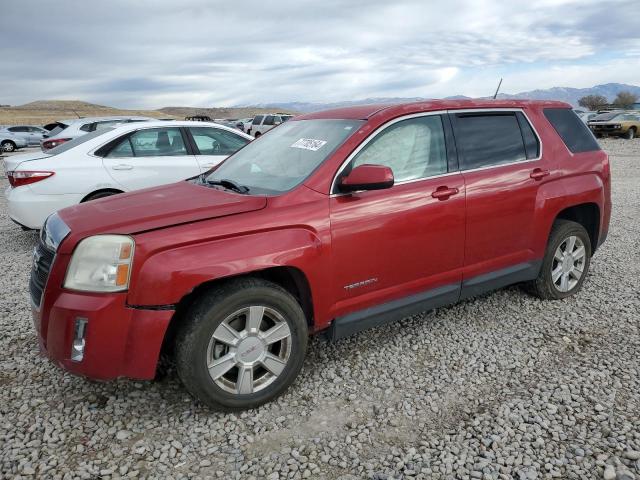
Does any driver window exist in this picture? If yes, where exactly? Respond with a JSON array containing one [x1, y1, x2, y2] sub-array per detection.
[[350, 115, 448, 182], [188, 127, 250, 155]]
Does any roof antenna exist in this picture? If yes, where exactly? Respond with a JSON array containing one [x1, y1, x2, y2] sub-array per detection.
[[72, 109, 81, 118], [493, 78, 503, 100]]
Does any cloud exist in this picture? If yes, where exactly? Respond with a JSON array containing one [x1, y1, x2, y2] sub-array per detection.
[[0, 0, 638, 107]]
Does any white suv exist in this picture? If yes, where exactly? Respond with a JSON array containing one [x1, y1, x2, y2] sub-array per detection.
[[246, 113, 292, 137]]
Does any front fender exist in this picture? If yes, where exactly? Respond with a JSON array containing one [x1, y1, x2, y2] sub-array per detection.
[[127, 227, 329, 321]]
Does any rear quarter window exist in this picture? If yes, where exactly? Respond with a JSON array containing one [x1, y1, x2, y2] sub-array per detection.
[[543, 108, 600, 153]]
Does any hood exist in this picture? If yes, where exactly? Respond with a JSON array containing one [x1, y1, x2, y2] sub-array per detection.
[[58, 180, 267, 236], [3, 151, 51, 172]]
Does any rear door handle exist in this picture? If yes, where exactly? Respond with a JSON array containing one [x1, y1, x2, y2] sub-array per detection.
[[431, 186, 459, 200], [112, 164, 133, 170], [530, 168, 550, 180]]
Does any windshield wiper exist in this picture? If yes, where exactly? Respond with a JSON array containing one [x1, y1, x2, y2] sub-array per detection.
[[205, 178, 250, 194]]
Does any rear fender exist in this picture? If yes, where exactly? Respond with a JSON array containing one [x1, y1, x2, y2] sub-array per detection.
[[533, 173, 604, 253]]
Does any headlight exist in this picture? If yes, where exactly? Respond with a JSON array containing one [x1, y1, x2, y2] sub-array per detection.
[[64, 235, 134, 292]]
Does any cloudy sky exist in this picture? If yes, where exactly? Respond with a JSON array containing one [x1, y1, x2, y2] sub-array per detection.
[[2, 0, 639, 108]]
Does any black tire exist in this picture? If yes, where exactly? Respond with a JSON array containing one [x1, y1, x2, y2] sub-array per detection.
[[525, 220, 591, 300], [175, 278, 308, 410], [624, 128, 636, 140], [254, 131, 261, 137], [2, 140, 16, 152], [82, 190, 120, 202]]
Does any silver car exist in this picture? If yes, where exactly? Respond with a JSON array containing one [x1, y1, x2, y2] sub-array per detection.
[[0, 125, 48, 146], [41, 115, 155, 151], [0, 131, 28, 152]]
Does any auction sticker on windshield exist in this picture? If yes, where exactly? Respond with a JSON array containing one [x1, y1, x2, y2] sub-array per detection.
[[291, 138, 327, 151]]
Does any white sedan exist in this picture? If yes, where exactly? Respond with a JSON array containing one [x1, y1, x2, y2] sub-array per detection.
[[4, 121, 252, 229]]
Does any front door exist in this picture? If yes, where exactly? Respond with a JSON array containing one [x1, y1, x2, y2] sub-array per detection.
[[329, 113, 465, 319], [102, 126, 201, 191]]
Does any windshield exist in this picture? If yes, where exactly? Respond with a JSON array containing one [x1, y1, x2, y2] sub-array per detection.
[[204, 119, 364, 194], [591, 113, 623, 122], [47, 127, 115, 155]]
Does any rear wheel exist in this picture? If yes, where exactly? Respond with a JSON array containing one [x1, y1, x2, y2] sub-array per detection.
[[1, 140, 16, 152], [525, 220, 591, 300], [175, 278, 308, 410], [254, 131, 261, 137], [624, 128, 636, 140]]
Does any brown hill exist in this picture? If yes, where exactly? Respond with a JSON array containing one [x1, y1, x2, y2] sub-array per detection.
[[0, 100, 298, 126]]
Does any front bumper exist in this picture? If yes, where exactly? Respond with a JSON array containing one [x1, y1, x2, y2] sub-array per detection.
[[6, 185, 83, 230], [34, 291, 174, 380]]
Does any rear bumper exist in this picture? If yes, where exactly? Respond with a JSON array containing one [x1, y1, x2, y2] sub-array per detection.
[[6, 186, 82, 230], [34, 291, 173, 380]]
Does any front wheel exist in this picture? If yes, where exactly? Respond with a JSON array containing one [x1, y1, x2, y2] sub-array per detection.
[[624, 128, 636, 140], [525, 220, 591, 300], [175, 278, 308, 410], [1, 141, 16, 152]]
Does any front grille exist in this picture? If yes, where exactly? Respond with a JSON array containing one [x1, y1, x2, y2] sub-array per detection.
[[29, 240, 55, 308]]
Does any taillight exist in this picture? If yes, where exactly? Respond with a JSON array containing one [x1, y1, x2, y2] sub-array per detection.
[[42, 138, 71, 149], [7, 171, 54, 187]]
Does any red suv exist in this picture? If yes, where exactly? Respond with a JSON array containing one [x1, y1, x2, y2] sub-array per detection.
[[31, 100, 611, 410]]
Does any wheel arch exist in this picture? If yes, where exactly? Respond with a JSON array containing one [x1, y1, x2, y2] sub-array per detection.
[[553, 202, 600, 254], [158, 266, 315, 367], [80, 187, 124, 203]]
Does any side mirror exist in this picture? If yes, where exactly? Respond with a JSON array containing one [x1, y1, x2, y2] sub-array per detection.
[[338, 164, 394, 193]]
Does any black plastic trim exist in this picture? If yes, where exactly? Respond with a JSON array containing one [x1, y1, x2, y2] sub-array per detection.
[[328, 260, 543, 341], [127, 304, 176, 311], [459, 260, 541, 300], [329, 283, 460, 340]]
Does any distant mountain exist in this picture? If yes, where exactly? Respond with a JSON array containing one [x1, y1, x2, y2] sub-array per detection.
[[495, 83, 640, 105], [239, 83, 640, 113]]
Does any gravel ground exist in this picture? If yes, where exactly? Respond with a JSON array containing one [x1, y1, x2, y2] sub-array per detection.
[[1, 139, 639, 480]]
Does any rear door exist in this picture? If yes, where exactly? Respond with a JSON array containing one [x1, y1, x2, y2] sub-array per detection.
[[102, 126, 201, 190], [186, 126, 250, 172], [449, 110, 549, 295]]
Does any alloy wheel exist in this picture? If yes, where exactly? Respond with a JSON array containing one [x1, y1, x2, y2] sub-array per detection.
[[206, 306, 292, 395], [551, 235, 586, 292]]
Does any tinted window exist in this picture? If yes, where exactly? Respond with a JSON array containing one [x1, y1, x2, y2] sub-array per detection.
[[188, 127, 249, 155], [9, 126, 27, 132], [205, 119, 363, 194], [543, 108, 600, 153], [47, 128, 116, 155], [263, 115, 275, 126], [128, 128, 187, 157], [454, 113, 526, 169], [252, 115, 263, 125], [516, 112, 540, 160], [350, 115, 448, 182], [48, 123, 68, 136], [107, 137, 134, 158], [79, 123, 94, 132]]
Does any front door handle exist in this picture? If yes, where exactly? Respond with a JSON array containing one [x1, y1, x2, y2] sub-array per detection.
[[530, 168, 550, 180], [431, 186, 459, 200], [112, 164, 133, 170]]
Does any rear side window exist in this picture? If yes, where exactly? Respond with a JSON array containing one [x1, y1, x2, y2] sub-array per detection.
[[263, 115, 275, 126], [453, 113, 527, 170], [252, 115, 263, 125], [79, 123, 94, 132], [543, 108, 600, 153]]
